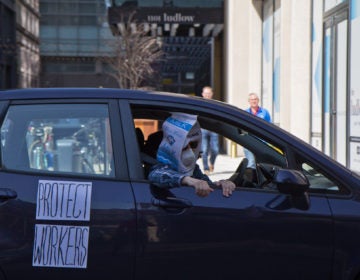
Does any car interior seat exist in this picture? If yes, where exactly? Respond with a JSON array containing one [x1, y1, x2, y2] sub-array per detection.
[[135, 128, 163, 177], [143, 130, 163, 159], [135, 127, 145, 153]]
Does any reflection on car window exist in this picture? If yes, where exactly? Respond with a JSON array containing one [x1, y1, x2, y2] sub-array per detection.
[[1, 104, 114, 177], [302, 162, 340, 192]]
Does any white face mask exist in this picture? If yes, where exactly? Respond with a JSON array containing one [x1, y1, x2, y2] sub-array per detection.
[[181, 147, 196, 168]]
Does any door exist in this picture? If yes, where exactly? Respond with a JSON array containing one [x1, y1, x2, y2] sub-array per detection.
[[132, 182, 333, 280], [0, 101, 136, 279], [323, 10, 348, 165], [124, 103, 334, 280]]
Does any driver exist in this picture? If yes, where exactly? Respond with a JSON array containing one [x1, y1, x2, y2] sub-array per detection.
[[148, 113, 235, 197]]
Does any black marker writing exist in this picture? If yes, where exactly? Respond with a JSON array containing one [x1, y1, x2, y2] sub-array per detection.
[[36, 180, 92, 221], [33, 224, 89, 268]]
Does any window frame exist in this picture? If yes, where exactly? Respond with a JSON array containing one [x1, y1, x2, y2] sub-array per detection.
[[125, 99, 351, 196], [0, 99, 128, 180]]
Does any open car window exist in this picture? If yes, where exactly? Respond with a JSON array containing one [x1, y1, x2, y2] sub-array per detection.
[[130, 105, 350, 195], [131, 106, 288, 190]]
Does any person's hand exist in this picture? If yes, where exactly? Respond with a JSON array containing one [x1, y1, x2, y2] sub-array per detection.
[[215, 180, 236, 197], [182, 176, 214, 197]]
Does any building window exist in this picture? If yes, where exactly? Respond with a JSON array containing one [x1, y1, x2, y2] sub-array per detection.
[[350, 0, 360, 171], [324, 0, 346, 12], [262, 0, 280, 124], [43, 61, 95, 73], [311, 0, 323, 151]]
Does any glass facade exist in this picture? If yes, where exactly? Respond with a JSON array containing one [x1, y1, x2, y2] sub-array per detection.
[[309, 0, 360, 170], [262, 0, 280, 124], [311, 0, 323, 151], [40, 0, 114, 56], [324, 0, 346, 12], [260, 0, 357, 171], [350, 0, 360, 170], [40, 0, 117, 87], [108, 0, 224, 94], [320, 5, 348, 165]]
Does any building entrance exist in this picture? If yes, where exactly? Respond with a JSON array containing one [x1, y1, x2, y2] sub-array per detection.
[[323, 9, 348, 165], [108, 0, 224, 95]]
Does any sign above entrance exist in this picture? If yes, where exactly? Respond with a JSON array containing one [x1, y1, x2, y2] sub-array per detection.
[[108, 7, 224, 25]]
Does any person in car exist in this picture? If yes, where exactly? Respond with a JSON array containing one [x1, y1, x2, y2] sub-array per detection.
[[148, 112, 235, 198]]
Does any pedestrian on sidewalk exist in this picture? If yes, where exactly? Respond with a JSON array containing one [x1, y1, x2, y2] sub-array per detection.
[[244, 92, 271, 168], [200, 86, 219, 175]]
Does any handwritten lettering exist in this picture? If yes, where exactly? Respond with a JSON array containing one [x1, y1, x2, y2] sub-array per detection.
[[33, 224, 89, 268], [36, 180, 92, 221]]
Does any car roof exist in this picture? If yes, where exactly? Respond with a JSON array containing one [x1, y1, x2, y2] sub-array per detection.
[[0, 87, 239, 113], [1, 87, 167, 99], [0, 87, 203, 102]]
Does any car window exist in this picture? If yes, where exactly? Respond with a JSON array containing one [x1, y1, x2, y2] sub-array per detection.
[[1, 104, 114, 177], [131, 107, 288, 189], [301, 162, 348, 194], [131, 106, 350, 196]]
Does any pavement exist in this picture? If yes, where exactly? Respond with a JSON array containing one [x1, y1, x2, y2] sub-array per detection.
[[196, 154, 245, 182]]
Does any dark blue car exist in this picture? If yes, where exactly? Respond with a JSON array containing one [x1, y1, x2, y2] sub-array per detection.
[[0, 88, 359, 280]]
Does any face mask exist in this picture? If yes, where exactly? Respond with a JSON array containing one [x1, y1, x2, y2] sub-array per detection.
[[181, 147, 196, 167]]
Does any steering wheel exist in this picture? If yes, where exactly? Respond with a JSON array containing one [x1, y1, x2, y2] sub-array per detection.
[[228, 158, 248, 187]]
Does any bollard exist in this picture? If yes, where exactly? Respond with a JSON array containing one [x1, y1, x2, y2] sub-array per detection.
[[231, 142, 237, 158]]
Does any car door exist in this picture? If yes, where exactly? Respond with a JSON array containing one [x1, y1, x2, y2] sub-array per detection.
[[130, 186, 333, 280], [122, 101, 334, 280], [0, 100, 136, 280]]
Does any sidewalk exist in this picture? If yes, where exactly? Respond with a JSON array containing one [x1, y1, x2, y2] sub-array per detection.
[[196, 154, 244, 181]]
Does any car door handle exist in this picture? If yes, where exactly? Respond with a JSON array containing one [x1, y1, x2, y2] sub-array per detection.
[[152, 196, 192, 209], [0, 188, 17, 200]]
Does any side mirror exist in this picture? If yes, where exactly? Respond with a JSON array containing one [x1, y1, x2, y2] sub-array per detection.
[[273, 168, 310, 196]]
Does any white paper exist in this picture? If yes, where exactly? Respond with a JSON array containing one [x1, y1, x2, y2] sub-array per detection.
[[33, 224, 89, 268], [36, 180, 92, 221]]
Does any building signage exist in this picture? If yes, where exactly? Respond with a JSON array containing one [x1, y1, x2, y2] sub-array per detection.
[[148, 13, 195, 23], [108, 7, 223, 25]]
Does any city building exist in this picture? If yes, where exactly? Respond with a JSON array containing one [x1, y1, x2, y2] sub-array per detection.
[[39, 0, 117, 87], [3, 0, 359, 173], [109, 0, 360, 173], [16, 0, 40, 88], [226, 0, 359, 172], [0, 0, 40, 89], [107, 0, 224, 95], [0, 0, 17, 89]]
